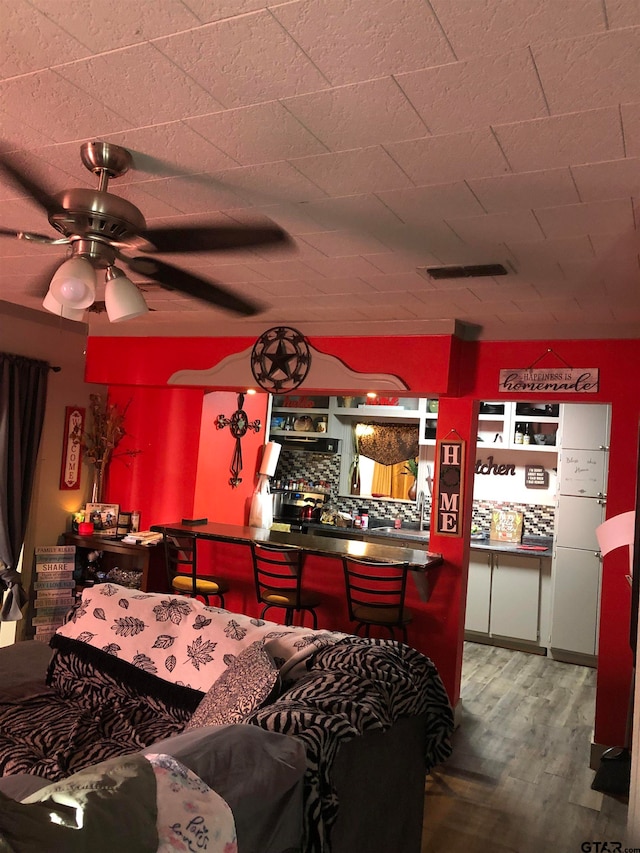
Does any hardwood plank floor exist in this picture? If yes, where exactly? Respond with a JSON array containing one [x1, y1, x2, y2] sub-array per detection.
[[422, 642, 629, 852]]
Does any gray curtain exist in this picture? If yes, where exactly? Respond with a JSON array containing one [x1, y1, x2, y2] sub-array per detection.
[[0, 353, 49, 621]]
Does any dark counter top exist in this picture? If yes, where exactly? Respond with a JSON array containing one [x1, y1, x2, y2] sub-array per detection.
[[151, 521, 444, 571], [300, 522, 552, 557]]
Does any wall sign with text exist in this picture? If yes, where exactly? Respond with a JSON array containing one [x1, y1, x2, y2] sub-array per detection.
[[498, 368, 599, 394], [59, 406, 84, 491], [434, 439, 465, 537]]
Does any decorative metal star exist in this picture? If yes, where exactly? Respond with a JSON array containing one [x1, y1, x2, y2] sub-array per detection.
[[251, 326, 311, 393], [216, 393, 261, 487]]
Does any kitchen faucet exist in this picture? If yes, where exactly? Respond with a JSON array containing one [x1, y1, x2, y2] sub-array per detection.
[[417, 490, 426, 531]]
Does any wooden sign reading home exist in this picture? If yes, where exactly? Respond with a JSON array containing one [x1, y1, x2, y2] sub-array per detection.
[[434, 439, 465, 537]]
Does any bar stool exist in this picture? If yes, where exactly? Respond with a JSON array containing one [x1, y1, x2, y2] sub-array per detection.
[[251, 542, 320, 628], [342, 555, 411, 644], [163, 531, 228, 607]]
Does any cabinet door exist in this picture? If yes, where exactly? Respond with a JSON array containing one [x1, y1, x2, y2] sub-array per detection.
[[490, 554, 540, 642], [555, 495, 605, 550], [465, 551, 492, 633], [560, 403, 610, 449], [550, 546, 601, 656], [558, 449, 608, 497]]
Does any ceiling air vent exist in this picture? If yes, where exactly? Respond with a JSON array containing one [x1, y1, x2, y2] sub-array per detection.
[[420, 263, 509, 280]]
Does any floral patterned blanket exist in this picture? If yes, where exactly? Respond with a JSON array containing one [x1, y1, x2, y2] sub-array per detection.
[[53, 583, 346, 692]]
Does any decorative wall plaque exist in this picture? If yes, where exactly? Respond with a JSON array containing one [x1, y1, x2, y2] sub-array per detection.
[[434, 438, 466, 537], [251, 327, 311, 393]]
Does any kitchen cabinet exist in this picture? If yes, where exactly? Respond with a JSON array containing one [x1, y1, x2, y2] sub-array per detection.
[[465, 551, 492, 634], [477, 401, 559, 451], [269, 395, 331, 437], [549, 403, 610, 664], [490, 553, 541, 642], [557, 403, 610, 450], [550, 547, 601, 657], [465, 548, 546, 647]]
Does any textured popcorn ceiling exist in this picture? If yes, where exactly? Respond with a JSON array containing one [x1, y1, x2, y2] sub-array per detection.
[[1, 0, 640, 340]]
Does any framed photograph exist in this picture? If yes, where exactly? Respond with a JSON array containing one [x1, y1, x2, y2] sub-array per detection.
[[85, 502, 120, 536]]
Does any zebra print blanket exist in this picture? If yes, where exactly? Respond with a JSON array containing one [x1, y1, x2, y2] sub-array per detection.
[[0, 634, 452, 853], [245, 637, 454, 853]]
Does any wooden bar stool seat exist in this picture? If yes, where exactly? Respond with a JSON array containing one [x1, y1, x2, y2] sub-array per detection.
[[342, 555, 411, 644], [251, 541, 320, 628], [163, 532, 228, 608]]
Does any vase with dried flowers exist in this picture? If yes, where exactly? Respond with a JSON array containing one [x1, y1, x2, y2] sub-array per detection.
[[72, 394, 140, 503]]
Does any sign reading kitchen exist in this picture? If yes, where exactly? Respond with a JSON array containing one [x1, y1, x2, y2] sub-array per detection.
[[498, 368, 599, 394]]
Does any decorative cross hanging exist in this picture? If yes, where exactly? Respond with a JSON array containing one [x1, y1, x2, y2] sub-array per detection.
[[215, 393, 261, 488]]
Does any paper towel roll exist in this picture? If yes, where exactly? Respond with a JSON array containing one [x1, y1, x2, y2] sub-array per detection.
[[259, 441, 281, 477]]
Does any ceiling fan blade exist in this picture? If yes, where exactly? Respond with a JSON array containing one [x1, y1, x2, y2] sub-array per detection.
[[0, 227, 65, 244], [125, 257, 261, 316], [0, 150, 64, 216], [139, 223, 292, 254]]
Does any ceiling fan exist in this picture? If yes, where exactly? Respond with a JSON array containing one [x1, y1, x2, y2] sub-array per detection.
[[0, 140, 292, 320]]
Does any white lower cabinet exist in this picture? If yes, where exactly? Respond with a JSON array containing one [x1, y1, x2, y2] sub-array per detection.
[[550, 546, 601, 658], [465, 552, 492, 634], [491, 554, 541, 642], [465, 550, 544, 645]]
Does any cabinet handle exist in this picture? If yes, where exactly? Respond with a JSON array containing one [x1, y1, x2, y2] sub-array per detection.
[[599, 445, 610, 451], [597, 499, 607, 506]]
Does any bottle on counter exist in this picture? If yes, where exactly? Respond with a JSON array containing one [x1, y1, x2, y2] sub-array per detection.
[[360, 508, 369, 530], [514, 423, 524, 444]]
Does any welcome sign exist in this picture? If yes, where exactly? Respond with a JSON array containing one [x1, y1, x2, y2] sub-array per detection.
[[498, 368, 599, 394], [434, 439, 465, 537]]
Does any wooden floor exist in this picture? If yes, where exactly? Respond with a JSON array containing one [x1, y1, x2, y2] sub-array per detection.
[[422, 642, 629, 852]]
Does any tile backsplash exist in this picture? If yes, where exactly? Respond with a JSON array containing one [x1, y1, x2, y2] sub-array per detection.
[[276, 450, 556, 535]]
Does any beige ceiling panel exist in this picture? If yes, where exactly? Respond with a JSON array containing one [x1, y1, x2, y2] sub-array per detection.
[[378, 183, 486, 222], [396, 49, 547, 134], [386, 130, 509, 185], [282, 78, 428, 151], [0, 71, 132, 142], [571, 158, 640, 202], [290, 147, 413, 196], [1, 1, 90, 78], [494, 108, 624, 172], [605, 0, 640, 28], [56, 44, 225, 127], [272, 0, 454, 86], [430, 0, 606, 58], [447, 210, 545, 244], [533, 29, 640, 114], [153, 12, 328, 108], [534, 198, 634, 238], [29, 0, 201, 51], [187, 101, 328, 165], [467, 169, 579, 213]]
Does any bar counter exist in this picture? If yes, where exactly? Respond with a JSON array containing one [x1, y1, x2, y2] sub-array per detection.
[[149, 520, 444, 572], [149, 521, 446, 663]]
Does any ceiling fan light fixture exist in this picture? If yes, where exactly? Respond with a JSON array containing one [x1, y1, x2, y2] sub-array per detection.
[[104, 266, 149, 322], [42, 288, 86, 321], [50, 256, 96, 308]]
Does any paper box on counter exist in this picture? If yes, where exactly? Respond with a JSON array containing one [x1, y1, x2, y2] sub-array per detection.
[[490, 510, 523, 543]]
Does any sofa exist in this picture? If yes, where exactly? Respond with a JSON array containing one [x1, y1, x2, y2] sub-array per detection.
[[0, 584, 454, 853]]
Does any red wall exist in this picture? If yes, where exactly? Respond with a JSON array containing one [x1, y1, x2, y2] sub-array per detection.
[[192, 391, 270, 524], [91, 333, 640, 748]]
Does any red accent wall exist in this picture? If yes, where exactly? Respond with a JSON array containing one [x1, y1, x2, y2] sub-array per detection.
[[91, 333, 640, 748], [193, 391, 270, 524]]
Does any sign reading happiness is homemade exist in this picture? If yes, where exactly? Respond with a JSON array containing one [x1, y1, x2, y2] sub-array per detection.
[[498, 368, 599, 394]]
